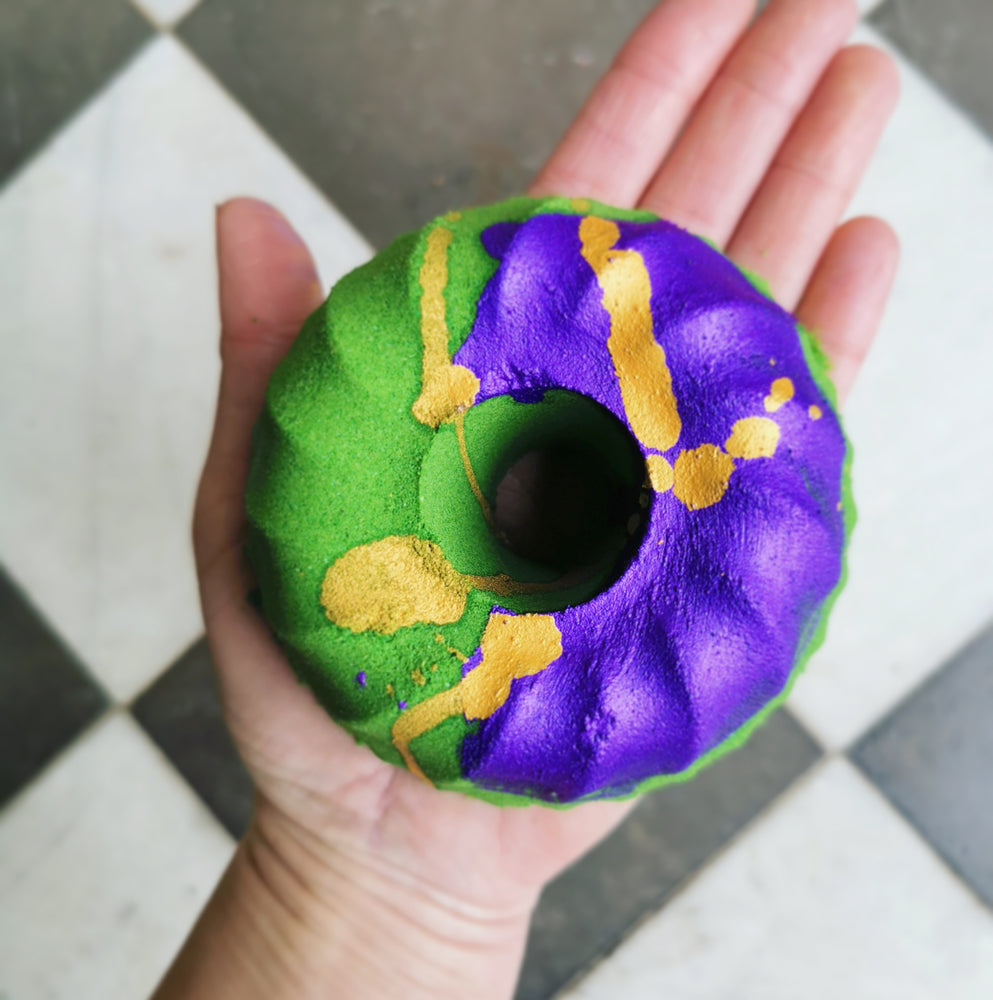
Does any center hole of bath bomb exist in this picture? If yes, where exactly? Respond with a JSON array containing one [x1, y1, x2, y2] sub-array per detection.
[[493, 441, 644, 575]]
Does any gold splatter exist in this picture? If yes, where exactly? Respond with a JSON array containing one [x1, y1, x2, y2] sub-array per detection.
[[579, 217, 682, 452], [431, 663, 438, 672], [646, 454, 675, 493], [411, 667, 427, 686], [725, 417, 781, 460], [770, 358, 777, 367], [412, 226, 480, 427], [570, 197, 591, 213], [809, 405, 823, 421], [386, 683, 395, 697], [764, 377, 794, 413], [321, 535, 470, 635], [392, 613, 562, 782], [672, 445, 735, 510], [324, 532, 585, 638], [443, 210, 462, 222], [434, 634, 467, 662], [837, 501, 844, 511]]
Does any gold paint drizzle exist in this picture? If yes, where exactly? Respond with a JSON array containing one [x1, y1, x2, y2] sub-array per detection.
[[454, 410, 495, 528], [809, 405, 823, 421], [579, 217, 682, 453], [321, 536, 471, 634], [412, 226, 480, 427], [672, 445, 736, 511], [646, 455, 674, 494], [764, 377, 794, 413], [322, 535, 589, 635], [725, 417, 781, 460], [643, 393, 784, 504], [392, 613, 562, 782]]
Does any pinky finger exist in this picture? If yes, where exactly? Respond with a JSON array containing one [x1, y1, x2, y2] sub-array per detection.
[[794, 215, 900, 405]]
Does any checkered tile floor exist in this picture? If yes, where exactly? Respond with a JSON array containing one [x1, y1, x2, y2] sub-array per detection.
[[2, 1, 993, 997]]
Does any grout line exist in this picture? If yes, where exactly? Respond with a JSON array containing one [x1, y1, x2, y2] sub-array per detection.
[[0, 706, 119, 818], [558, 753, 993, 997], [126, 0, 180, 32], [847, 752, 993, 918], [550, 751, 837, 999], [847, 615, 993, 759]]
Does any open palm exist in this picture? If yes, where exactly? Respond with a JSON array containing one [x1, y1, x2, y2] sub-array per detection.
[[194, 0, 898, 930]]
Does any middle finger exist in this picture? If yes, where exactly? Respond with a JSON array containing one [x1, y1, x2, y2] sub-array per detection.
[[639, 0, 858, 244]]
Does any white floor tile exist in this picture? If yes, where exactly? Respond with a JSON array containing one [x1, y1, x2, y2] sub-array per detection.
[[0, 713, 234, 1000], [788, 26, 993, 748], [0, 36, 371, 700], [131, 0, 202, 28], [564, 759, 993, 1000]]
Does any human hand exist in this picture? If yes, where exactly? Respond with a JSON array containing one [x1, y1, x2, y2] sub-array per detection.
[[162, 2, 899, 997]]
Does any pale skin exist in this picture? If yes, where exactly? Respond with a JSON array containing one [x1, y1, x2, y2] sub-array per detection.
[[155, 1, 900, 997]]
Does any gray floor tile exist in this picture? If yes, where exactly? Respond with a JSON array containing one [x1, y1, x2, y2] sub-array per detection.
[[872, 0, 993, 139], [0, 0, 153, 185], [0, 566, 108, 809], [179, 0, 657, 247], [853, 619, 993, 908], [131, 638, 254, 838], [516, 710, 822, 1000]]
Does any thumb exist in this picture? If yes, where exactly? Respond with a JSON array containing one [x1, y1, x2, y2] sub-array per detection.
[[195, 198, 324, 585]]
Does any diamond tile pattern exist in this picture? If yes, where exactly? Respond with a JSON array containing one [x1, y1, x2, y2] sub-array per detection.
[[179, 0, 657, 247], [0, 714, 233, 999], [3, 0, 993, 996], [563, 761, 993, 1000], [872, 0, 993, 139], [0, 0, 152, 184], [517, 711, 821, 1000], [132, 638, 254, 839], [0, 566, 107, 809], [854, 618, 993, 908], [0, 33, 370, 704]]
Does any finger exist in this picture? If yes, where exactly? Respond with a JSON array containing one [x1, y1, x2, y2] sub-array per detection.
[[795, 216, 899, 404], [640, 0, 858, 244], [529, 0, 756, 207], [194, 198, 323, 581], [726, 44, 900, 309]]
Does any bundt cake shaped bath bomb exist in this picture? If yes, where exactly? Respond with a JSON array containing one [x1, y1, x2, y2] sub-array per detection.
[[245, 196, 853, 806]]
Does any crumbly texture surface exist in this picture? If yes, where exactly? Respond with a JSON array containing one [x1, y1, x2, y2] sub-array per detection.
[[245, 196, 854, 806]]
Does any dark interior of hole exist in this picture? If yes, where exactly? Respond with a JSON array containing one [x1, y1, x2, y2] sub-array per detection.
[[492, 439, 647, 576]]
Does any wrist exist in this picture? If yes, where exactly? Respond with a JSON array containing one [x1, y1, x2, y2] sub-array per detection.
[[158, 799, 537, 1000]]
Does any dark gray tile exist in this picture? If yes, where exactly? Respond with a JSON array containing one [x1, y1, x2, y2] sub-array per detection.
[[131, 638, 254, 838], [872, 0, 993, 139], [0, 0, 153, 185], [516, 710, 822, 1000], [0, 566, 108, 808], [179, 0, 657, 247], [853, 619, 993, 908]]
